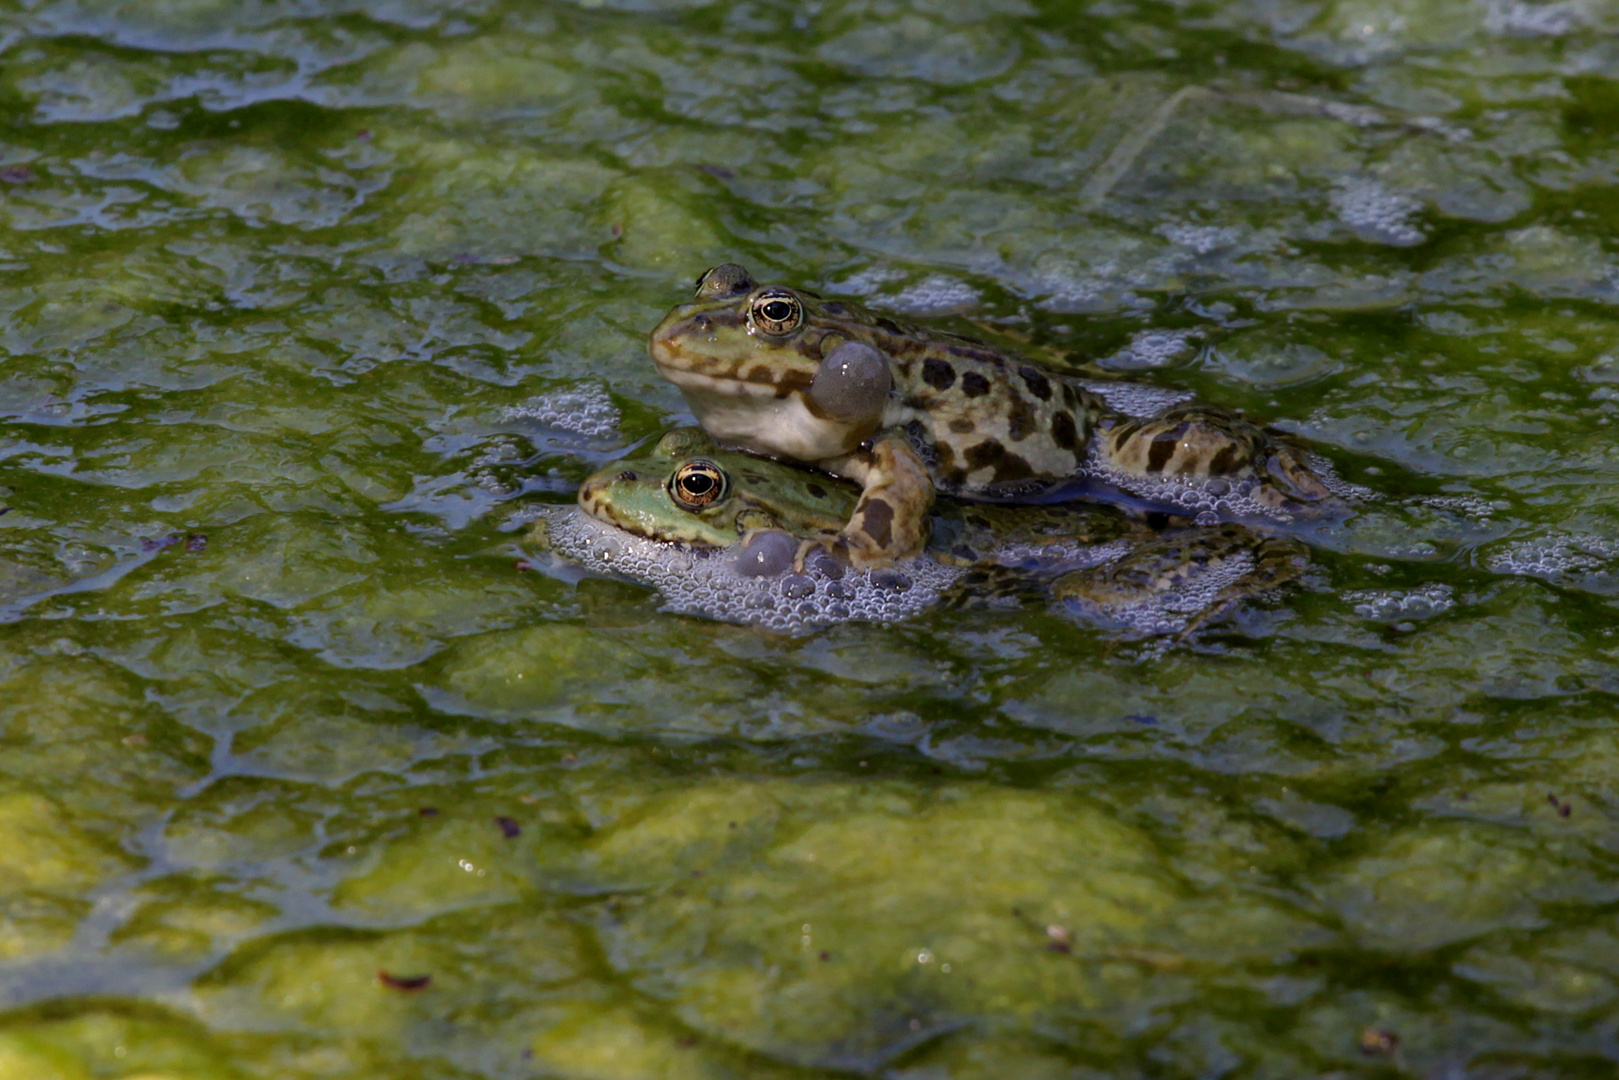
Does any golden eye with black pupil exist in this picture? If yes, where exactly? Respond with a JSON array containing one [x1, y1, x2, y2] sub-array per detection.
[[749, 289, 803, 335], [670, 461, 727, 509]]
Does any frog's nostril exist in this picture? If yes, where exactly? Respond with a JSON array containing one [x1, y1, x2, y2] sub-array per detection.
[[618, 470, 637, 483], [691, 314, 712, 331]]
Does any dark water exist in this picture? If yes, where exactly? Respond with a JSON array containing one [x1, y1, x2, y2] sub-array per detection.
[[4, 0, 1619, 1076]]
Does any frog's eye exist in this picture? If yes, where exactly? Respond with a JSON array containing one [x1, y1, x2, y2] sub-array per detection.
[[670, 460, 728, 509], [748, 289, 803, 336]]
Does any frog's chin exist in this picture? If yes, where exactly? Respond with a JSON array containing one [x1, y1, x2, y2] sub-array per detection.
[[679, 386, 871, 464]]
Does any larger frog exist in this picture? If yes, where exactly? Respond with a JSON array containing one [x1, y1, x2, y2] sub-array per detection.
[[649, 263, 1339, 567], [551, 428, 1308, 637]]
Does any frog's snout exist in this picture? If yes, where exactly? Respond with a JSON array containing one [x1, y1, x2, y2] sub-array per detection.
[[577, 476, 608, 509]]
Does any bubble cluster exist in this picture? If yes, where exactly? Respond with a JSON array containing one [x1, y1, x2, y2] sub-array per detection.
[[1484, 532, 1619, 593], [539, 507, 964, 633], [1306, 452, 1375, 502], [1342, 583, 1456, 622], [1330, 177, 1425, 247], [1156, 223, 1243, 255], [889, 275, 980, 315], [1079, 378, 1194, 417], [501, 385, 620, 440], [831, 266, 906, 295], [1073, 442, 1329, 525], [989, 536, 1135, 573], [1098, 329, 1201, 372]]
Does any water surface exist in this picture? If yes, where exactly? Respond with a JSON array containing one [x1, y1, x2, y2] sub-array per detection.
[[4, 0, 1619, 1076]]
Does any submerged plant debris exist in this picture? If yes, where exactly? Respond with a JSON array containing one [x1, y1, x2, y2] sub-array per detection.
[[3, 0, 1619, 1077]]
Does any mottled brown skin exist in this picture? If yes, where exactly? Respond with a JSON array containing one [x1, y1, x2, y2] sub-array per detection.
[[649, 263, 1338, 566], [1050, 524, 1309, 640]]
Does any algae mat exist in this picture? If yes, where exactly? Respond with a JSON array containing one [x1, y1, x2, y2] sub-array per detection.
[[5, 0, 1619, 1076]]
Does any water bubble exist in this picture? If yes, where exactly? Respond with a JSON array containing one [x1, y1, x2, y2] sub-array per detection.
[[781, 574, 816, 599]]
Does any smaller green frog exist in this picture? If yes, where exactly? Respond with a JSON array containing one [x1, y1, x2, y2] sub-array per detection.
[[556, 428, 1307, 637]]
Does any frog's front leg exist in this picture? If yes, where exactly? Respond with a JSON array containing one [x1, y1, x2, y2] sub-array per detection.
[[827, 430, 934, 567]]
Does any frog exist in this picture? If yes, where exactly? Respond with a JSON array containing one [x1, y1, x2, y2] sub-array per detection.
[[648, 263, 1340, 567], [563, 427, 1308, 636]]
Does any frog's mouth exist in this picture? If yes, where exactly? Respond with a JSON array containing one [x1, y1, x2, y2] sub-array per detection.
[[575, 474, 729, 548], [648, 307, 814, 395]]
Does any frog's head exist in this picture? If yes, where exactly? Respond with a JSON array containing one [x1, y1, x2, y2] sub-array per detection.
[[576, 427, 854, 547], [647, 264, 894, 430]]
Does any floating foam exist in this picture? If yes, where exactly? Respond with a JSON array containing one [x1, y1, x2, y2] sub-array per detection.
[[1073, 441, 1341, 526], [1484, 531, 1619, 592], [1156, 223, 1243, 255], [537, 506, 964, 634], [1079, 378, 1194, 417], [889, 275, 980, 315], [1098, 329, 1202, 371], [501, 385, 620, 440], [831, 266, 906, 295], [1342, 583, 1455, 622], [1331, 177, 1425, 247]]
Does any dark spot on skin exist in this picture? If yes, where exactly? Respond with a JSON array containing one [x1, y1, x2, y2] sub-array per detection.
[[965, 440, 1007, 472], [858, 498, 895, 549], [806, 483, 827, 498], [1019, 365, 1053, 400], [949, 417, 975, 434], [1051, 410, 1079, 452], [379, 971, 431, 992], [922, 357, 956, 390], [876, 318, 905, 335], [1208, 445, 1240, 475], [997, 453, 1035, 482], [822, 301, 845, 315], [1147, 434, 1178, 473], [1008, 395, 1038, 442], [961, 371, 991, 398], [1061, 383, 1080, 409], [934, 440, 956, 472], [495, 816, 521, 838]]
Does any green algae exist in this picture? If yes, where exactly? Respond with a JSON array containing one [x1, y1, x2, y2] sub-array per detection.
[[4, 0, 1619, 1076]]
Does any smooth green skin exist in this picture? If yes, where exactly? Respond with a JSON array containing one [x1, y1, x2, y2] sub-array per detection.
[[576, 427, 854, 547], [572, 427, 1302, 623], [5, 2, 1619, 1079]]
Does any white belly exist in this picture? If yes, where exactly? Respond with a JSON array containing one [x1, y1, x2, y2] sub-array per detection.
[[679, 382, 869, 462]]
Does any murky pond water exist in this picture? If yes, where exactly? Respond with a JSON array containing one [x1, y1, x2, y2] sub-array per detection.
[[4, 0, 1619, 1076]]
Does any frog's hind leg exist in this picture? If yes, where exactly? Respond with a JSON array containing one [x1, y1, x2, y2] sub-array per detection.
[[1100, 405, 1336, 512], [829, 430, 934, 567], [1170, 532, 1311, 643]]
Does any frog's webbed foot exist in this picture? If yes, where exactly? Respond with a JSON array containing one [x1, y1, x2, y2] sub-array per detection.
[[829, 432, 935, 569]]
